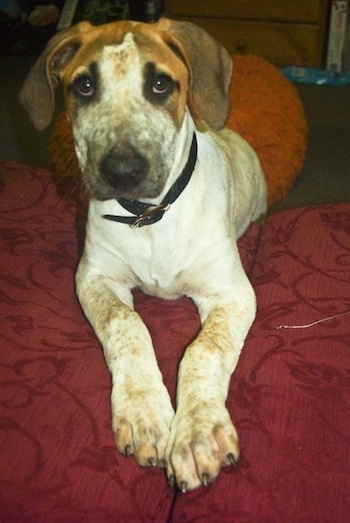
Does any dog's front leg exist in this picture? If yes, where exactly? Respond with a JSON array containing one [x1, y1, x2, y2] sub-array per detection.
[[166, 287, 255, 491], [76, 269, 175, 467]]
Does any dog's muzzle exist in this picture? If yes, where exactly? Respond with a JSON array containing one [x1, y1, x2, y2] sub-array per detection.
[[100, 145, 149, 193], [103, 133, 198, 228]]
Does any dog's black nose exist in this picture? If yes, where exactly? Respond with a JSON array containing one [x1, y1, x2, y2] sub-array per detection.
[[100, 146, 149, 191]]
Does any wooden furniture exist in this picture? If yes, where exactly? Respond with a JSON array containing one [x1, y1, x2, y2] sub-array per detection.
[[165, 0, 330, 67]]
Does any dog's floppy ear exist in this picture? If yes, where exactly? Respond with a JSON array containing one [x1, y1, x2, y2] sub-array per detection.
[[19, 21, 94, 130], [157, 18, 232, 130]]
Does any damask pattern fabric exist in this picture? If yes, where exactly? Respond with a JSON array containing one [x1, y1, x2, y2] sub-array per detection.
[[0, 163, 349, 522], [172, 204, 350, 522]]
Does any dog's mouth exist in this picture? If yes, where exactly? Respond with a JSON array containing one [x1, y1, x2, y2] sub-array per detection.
[[86, 174, 161, 202], [84, 165, 165, 202]]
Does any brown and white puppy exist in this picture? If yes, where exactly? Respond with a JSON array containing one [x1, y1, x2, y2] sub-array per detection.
[[19, 18, 267, 492]]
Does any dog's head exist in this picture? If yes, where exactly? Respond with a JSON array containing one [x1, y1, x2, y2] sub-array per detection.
[[19, 19, 232, 200]]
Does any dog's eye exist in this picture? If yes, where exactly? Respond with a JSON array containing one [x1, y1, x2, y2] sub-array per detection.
[[153, 74, 172, 95], [143, 63, 177, 104], [73, 76, 95, 97]]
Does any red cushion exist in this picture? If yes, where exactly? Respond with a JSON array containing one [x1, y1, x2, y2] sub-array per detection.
[[1, 163, 349, 521], [0, 163, 174, 520], [173, 204, 350, 522]]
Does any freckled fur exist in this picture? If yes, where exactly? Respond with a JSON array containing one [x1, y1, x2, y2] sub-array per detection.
[[19, 18, 267, 492]]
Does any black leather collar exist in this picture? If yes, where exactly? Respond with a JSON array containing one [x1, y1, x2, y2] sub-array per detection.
[[103, 133, 197, 228]]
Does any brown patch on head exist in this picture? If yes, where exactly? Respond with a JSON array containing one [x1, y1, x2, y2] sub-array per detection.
[[155, 19, 233, 130], [132, 27, 190, 129], [53, 22, 190, 131], [59, 22, 136, 94], [19, 20, 138, 130], [20, 18, 231, 131]]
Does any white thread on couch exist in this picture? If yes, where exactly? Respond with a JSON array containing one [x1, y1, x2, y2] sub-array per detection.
[[276, 309, 350, 330]]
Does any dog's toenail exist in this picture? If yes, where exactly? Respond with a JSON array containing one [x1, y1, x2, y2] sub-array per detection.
[[167, 474, 175, 487], [227, 452, 237, 467], [180, 481, 187, 493], [148, 457, 156, 467], [124, 444, 131, 457], [202, 473, 209, 487]]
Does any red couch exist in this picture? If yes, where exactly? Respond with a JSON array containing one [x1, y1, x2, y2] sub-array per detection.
[[1, 162, 349, 522]]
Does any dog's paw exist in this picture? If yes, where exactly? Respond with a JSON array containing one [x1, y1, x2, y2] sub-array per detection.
[[111, 384, 174, 467], [165, 404, 239, 491]]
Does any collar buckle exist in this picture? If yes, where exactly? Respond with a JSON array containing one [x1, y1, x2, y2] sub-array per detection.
[[130, 203, 171, 228]]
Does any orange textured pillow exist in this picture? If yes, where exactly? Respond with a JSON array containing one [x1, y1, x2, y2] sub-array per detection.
[[49, 54, 307, 208], [226, 54, 307, 207]]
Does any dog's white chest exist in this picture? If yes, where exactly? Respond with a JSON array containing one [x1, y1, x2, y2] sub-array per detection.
[[127, 220, 200, 298], [86, 202, 194, 298]]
